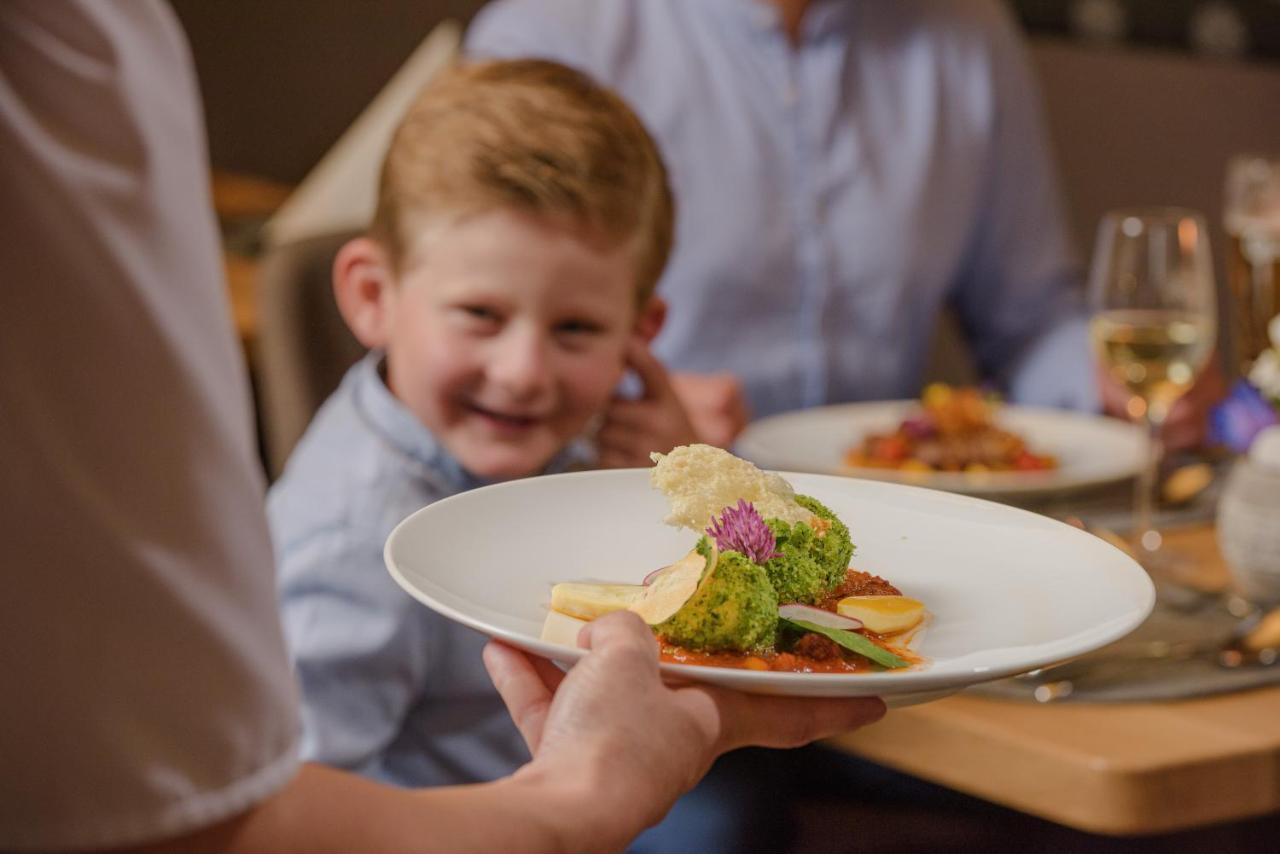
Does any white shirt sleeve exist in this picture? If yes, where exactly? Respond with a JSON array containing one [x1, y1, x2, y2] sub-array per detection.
[[0, 2, 300, 849]]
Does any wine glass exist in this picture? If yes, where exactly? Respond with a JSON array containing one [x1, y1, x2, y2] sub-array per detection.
[[1088, 208, 1217, 574]]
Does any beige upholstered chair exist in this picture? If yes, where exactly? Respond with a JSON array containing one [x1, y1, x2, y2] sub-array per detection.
[[254, 231, 364, 478]]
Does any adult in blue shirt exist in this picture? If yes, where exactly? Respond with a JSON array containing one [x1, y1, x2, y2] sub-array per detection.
[[467, 0, 1096, 447]]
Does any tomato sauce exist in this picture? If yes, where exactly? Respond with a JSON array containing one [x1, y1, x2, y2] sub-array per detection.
[[660, 637, 922, 673], [817, 568, 901, 610], [660, 645, 870, 673]]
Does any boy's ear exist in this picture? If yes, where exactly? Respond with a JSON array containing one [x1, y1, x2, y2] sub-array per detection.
[[634, 295, 667, 343], [333, 237, 397, 349]]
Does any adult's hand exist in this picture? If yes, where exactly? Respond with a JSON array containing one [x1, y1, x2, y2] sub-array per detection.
[[483, 611, 886, 848]]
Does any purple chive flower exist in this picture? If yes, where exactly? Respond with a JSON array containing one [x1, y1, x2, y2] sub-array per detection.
[[706, 500, 781, 565], [1209, 379, 1280, 454]]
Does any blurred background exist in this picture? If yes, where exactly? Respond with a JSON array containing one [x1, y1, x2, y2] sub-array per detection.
[[173, 0, 1280, 476], [175, 0, 1280, 265]]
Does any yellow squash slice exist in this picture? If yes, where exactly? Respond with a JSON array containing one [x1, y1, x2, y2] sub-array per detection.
[[835, 595, 925, 635]]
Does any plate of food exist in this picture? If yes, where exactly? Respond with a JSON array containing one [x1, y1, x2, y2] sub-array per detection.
[[385, 445, 1154, 704], [736, 384, 1148, 497]]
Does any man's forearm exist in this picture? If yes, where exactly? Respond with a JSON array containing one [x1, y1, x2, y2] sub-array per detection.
[[110, 762, 635, 854]]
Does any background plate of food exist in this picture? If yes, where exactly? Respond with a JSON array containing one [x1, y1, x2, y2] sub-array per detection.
[[385, 447, 1154, 705], [735, 386, 1148, 497]]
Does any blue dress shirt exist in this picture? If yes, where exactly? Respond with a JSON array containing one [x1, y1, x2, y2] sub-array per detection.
[[467, 0, 1098, 417], [268, 353, 587, 787]]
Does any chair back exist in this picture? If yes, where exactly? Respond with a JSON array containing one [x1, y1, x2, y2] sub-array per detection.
[[254, 230, 364, 477]]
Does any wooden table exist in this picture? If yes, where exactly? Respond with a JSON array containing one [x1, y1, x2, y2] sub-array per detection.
[[827, 524, 1280, 836]]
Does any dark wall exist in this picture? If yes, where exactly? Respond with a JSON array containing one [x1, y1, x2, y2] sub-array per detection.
[[170, 0, 486, 184], [1010, 0, 1280, 62], [173, 0, 1280, 189]]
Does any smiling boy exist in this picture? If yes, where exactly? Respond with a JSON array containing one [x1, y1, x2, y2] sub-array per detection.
[[267, 60, 695, 788]]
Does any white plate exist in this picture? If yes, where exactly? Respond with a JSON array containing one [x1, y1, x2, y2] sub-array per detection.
[[385, 469, 1154, 705], [736, 402, 1148, 497]]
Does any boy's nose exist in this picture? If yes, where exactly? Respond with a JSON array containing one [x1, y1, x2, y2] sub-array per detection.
[[487, 328, 553, 401]]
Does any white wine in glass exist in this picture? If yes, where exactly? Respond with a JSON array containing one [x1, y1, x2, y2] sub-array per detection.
[[1092, 309, 1215, 424], [1088, 209, 1216, 566]]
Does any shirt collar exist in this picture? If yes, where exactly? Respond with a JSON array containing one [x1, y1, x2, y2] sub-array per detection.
[[709, 0, 855, 43], [350, 351, 595, 492]]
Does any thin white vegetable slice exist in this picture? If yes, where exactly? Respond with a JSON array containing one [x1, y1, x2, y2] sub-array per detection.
[[778, 603, 862, 631]]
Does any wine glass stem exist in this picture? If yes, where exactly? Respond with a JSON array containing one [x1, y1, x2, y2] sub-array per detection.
[[1133, 417, 1164, 557]]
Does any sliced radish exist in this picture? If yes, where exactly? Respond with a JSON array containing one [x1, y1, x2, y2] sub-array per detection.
[[778, 604, 862, 631], [642, 565, 669, 586]]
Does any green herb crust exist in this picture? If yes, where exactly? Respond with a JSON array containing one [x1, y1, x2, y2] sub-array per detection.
[[656, 549, 779, 652], [763, 494, 854, 604]]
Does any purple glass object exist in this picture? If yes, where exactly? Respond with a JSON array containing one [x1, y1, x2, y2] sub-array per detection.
[[706, 499, 781, 565], [1209, 379, 1280, 454]]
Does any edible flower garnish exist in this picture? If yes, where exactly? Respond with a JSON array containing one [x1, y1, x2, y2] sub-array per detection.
[[706, 500, 780, 565]]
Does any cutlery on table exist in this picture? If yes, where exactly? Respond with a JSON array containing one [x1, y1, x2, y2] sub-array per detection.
[[1016, 604, 1280, 702]]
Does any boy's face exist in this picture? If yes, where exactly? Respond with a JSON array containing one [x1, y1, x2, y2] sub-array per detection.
[[362, 209, 650, 480]]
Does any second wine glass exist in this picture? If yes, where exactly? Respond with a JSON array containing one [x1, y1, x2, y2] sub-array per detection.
[[1088, 208, 1217, 571]]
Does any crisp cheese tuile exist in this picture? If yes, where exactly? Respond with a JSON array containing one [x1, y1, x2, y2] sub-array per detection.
[[650, 444, 812, 530]]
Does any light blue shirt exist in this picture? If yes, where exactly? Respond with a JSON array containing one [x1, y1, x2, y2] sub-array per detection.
[[467, 0, 1097, 417], [268, 353, 585, 787]]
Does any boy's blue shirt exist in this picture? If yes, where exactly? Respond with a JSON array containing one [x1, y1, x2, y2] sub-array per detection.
[[268, 352, 588, 786]]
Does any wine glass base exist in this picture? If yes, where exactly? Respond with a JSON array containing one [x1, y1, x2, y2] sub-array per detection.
[[1133, 543, 1221, 613]]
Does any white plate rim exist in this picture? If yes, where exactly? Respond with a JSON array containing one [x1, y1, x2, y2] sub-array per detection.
[[735, 401, 1149, 496], [384, 468, 1156, 699]]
